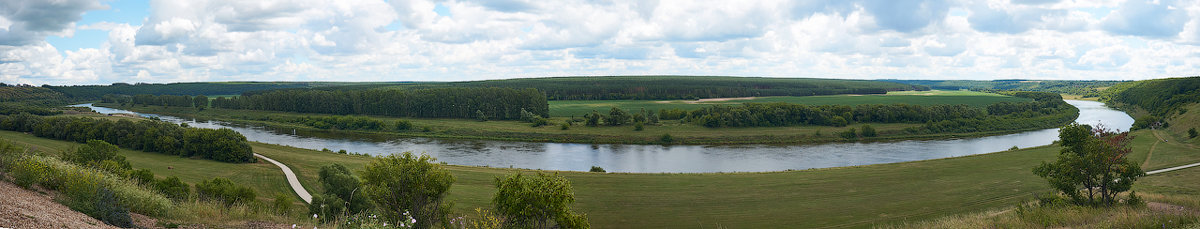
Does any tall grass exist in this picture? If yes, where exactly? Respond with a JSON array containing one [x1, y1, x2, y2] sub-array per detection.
[[880, 201, 1200, 228], [1, 151, 173, 217]]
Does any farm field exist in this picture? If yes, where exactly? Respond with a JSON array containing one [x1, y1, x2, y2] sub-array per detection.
[[2, 127, 1193, 228]]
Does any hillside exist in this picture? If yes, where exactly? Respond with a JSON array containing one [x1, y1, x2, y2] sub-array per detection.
[[882, 79, 1120, 97]]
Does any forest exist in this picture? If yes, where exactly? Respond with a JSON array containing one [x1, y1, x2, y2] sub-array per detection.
[[882, 79, 1120, 97], [677, 91, 1076, 134], [46, 82, 328, 99], [1100, 76, 1200, 117], [117, 87, 549, 120], [315, 76, 930, 100], [0, 113, 255, 163]]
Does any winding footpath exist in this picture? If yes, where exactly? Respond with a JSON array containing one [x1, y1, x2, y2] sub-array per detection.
[[255, 153, 312, 204]]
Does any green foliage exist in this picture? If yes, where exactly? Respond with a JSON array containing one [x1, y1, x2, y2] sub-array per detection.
[[154, 176, 191, 201], [659, 133, 673, 144], [1189, 128, 1197, 138], [318, 163, 372, 214], [589, 166, 606, 173], [62, 139, 121, 166], [560, 123, 569, 130], [56, 82, 319, 99], [633, 122, 644, 131], [271, 192, 292, 215], [476, 110, 489, 122], [830, 116, 848, 127], [530, 117, 549, 127], [128, 168, 155, 185], [1130, 116, 1160, 130], [883, 79, 1119, 97], [195, 177, 257, 206], [0, 115, 255, 163], [361, 152, 455, 228], [840, 128, 858, 140], [206, 87, 549, 120], [605, 107, 630, 126], [493, 172, 589, 229], [584, 110, 601, 127], [94, 187, 135, 228], [1033, 123, 1143, 206], [395, 120, 413, 131], [308, 193, 346, 223], [1100, 76, 1200, 117], [860, 125, 877, 137]]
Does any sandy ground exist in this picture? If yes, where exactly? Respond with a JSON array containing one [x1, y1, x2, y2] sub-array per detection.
[[0, 179, 118, 229]]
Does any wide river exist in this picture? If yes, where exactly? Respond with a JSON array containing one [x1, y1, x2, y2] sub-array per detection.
[[77, 100, 1132, 173]]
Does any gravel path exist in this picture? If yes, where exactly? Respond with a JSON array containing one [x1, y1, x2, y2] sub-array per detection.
[[0, 180, 117, 229], [255, 153, 312, 203]]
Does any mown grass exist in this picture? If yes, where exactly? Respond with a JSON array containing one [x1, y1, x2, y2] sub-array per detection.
[[548, 90, 1029, 117]]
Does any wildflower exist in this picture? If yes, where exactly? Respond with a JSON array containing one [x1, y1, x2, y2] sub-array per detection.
[[313, 214, 318, 219], [292, 224, 297, 228], [411, 218, 416, 224]]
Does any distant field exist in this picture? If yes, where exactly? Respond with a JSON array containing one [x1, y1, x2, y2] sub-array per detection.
[[548, 90, 1030, 117]]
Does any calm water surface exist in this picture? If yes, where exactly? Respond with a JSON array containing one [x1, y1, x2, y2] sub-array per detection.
[[77, 100, 1132, 173]]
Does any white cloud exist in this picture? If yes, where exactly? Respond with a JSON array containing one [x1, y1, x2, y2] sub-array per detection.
[[3, 0, 1200, 85]]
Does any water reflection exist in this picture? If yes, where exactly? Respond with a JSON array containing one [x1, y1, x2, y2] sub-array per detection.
[[75, 100, 1132, 173]]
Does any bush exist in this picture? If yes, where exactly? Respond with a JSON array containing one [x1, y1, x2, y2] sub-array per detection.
[[560, 123, 570, 130], [589, 166, 606, 173], [154, 176, 191, 201], [272, 192, 292, 215], [634, 122, 644, 131], [128, 168, 155, 185], [95, 187, 134, 228], [860, 125, 876, 137], [195, 177, 256, 206], [660, 133, 673, 144], [1190, 128, 1197, 138], [361, 152, 455, 228], [308, 194, 345, 223], [493, 172, 589, 229], [395, 120, 413, 131], [318, 164, 371, 214], [530, 117, 549, 127], [840, 128, 857, 139], [476, 110, 489, 122], [830, 116, 848, 127], [338, 149, 348, 154]]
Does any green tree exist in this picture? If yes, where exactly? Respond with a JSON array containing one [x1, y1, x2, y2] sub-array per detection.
[[830, 116, 848, 127], [605, 107, 630, 126], [1189, 127, 1197, 138], [584, 110, 601, 127], [493, 172, 589, 229], [154, 176, 190, 201], [63, 139, 123, 166], [317, 164, 372, 214], [361, 152, 455, 228], [195, 177, 256, 206], [840, 128, 857, 139], [1033, 123, 1143, 206]]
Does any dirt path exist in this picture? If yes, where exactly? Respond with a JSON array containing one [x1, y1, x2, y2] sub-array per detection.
[[0, 180, 117, 229], [1142, 131, 1161, 168], [255, 153, 312, 203]]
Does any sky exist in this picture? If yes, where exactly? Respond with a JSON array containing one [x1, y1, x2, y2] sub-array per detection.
[[1, 0, 1199, 85]]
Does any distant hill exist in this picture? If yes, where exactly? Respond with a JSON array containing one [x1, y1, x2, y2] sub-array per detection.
[[880, 79, 1121, 97], [315, 76, 930, 100], [43, 82, 375, 99], [1100, 76, 1200, 118]]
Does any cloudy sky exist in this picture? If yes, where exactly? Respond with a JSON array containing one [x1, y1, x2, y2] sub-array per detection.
[[1, 0, 1199, 85]]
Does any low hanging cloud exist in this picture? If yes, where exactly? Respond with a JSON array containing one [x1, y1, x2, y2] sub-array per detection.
[[2, 0, 1200, 85]]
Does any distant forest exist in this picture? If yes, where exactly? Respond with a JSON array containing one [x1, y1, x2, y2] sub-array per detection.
[[44, 82, 359, 99], [314, 76, 930, 100], [112, 87, 549, 120], [881, 80, 1120, 98]]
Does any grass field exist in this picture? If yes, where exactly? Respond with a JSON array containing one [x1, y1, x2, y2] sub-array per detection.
[[2, 126, 1197, 227], [548, 90, 1030, 117]]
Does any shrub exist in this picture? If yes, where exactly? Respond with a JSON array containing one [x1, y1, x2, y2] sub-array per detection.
[[9, 157, 49, 188], [361, 152, 455, 228], [195, 177, 256, 206], [318, 163, 371, 214], [660, 133, 673, 144], [95, 187, 134, 228], [62, 139, 121, 166], [493, 172, 589, 229], [840, 128, 857, 139], [530, 117, 549, 127], [560, 123, 570, 130], [395, 120, 413, 131], [128, 168, 155, 185], [154, 176, 191, 201], [1190, 128, 1197, 138], [634, 122, 644, 131], [830, 116, 848, 127], [271, 192, 292, 215], [589, 166, 606, 173], [338, 149, 348, 155], [860, 125, 877, 137], [308, 194, 345, 223], [476, 110, 488, 122]]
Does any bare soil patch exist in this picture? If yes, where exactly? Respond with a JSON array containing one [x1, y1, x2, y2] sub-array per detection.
[[0, 179, 117, 229]]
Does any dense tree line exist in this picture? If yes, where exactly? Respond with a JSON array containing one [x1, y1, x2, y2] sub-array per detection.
[[884, 80, 1121, 98], [120, 94, 209, 108], [46, 82, 320, 99], [205, 87, 548, 120], [1100, 76, 1200, 117], [318, 76, 929, 100], [0, 113, 255, 163], [0, 84, 67, 102]]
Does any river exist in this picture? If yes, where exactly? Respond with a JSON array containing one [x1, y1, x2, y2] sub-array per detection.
[[76, 100, 1132, 173]]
